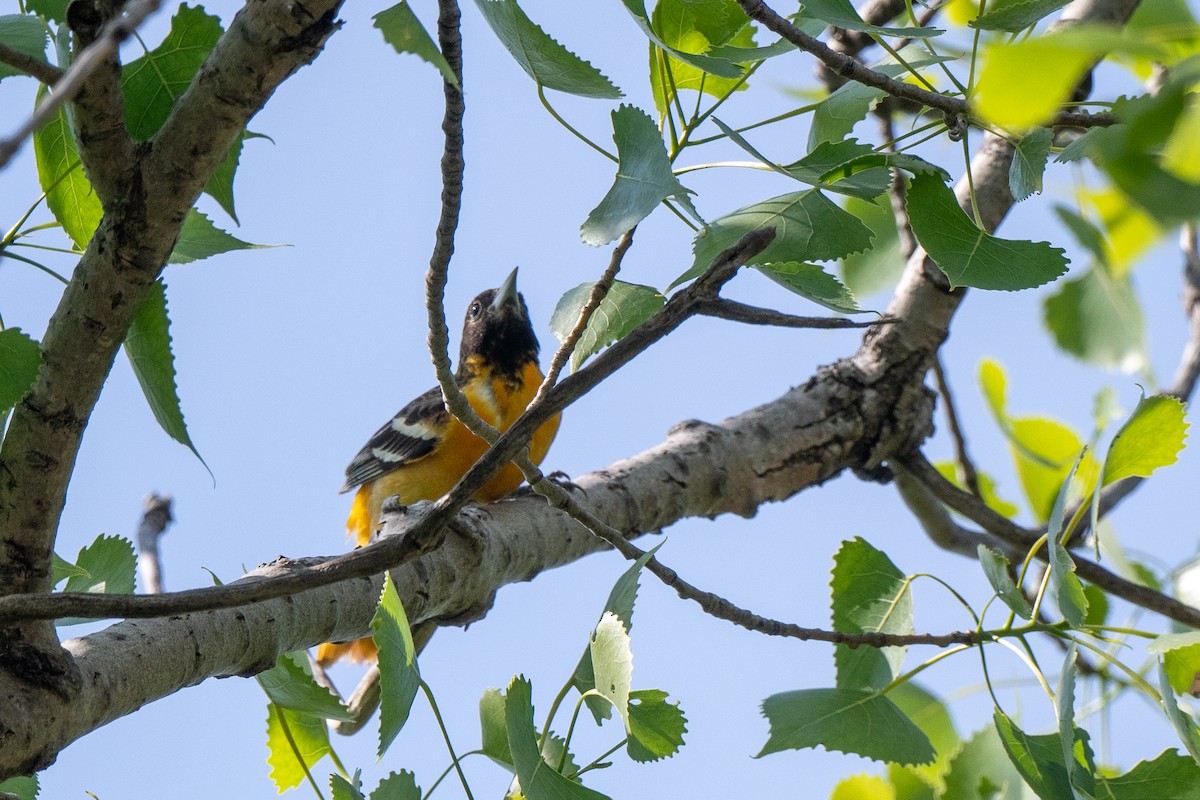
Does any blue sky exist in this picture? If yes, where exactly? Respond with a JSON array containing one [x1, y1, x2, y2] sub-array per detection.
[[2, 0, 1199, 797]]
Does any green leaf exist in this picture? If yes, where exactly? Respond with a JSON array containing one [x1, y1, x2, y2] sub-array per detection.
[[33, 88, 102, 250], [1056, 644, 1078, 787], [627, 689, 687, 762], [970, 0, 1073, 31], [993, 712, 1096, 800], [619, 0, 742, 78], [1096, 750, 1200, 798], [754, 262, 861, 314], [0, 774, 38, 800], [581, 105, 698, 246], [941, 726, 1026, 800], [831, 774, 895, 799], [1053, 205, 1109, 265], [63, 534, 136, 595], [124, 281, 206, 465], [649, 0, 755, 113], [1010, 127, 1053, 201], [841, 195, 904, 299], [1044, 265, 1145, 371], [674, 189, 874, 290], [782, 139, 892, 200], [121, 5, 223, 140], [907, 173, 1069, 290], [203, 131, 251, 224], [505, 676, 611, 800], [51, 551, 89, 585], [475, 0, 621, 97], [936, 461, 1019, 518], [265, 702, 331, 793], [331, 772, 365, 800], [590, 611, 633, 731], [375, 1, 460, 88], [758, 687, 935, 765], [372, 572, 421, 758], [0, 328, 42, 415], [168, 208, 275, 264], [1045, 455, 1088, 627], [1103, 394, 1188, 485], [809, 82, 887, 150], [255, 652, 355, 722], [977, 545, 1034, 619], [888, 682, 959, 790], [0, 15, 48, 82], [570, 542, 663, 723], [798, 0, 943, 37], [480, 687, 514, 769], [1055, 128, 1102, 164], [550, 280, 665, 372], [830, 537, 912, 691], [371, 771, 422, 800], [1159, 662, 1200, 764], [27, 0, 67, 23], [1149, 632, 1200, 696]]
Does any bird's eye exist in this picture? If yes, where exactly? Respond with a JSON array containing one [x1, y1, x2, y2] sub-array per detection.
[[469, 301, 483, 318]]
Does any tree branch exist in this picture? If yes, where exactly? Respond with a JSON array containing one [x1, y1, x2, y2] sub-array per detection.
[[0, 42, 63, 85], [695, 297, 892, 329]]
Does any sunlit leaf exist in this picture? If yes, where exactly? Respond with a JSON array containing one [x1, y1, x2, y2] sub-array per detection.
[[550, 280, 665, 371], [758, 687, 935, 765], [1149, 632, 1200, 696], [649, 0, 755, 113], [1158, 662, 1200, 764], [33, 88, 102, 250], [581, 105, 698, 246], [265, 702, 331, 793], [1103, 394, 1188, 485], [907, 173, 1068, 290], [373, 572, 420, 758], [831, 774, 894, 800], [831, 537, 912, 691], [375, 1, 459, 88], [590, 611, 633, 731]]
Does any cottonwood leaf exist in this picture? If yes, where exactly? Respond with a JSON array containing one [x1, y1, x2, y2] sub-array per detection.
[[809, 82, 887, 149], [978, 545, 1034, 619], [480, 687, 514, 769], [888, 681, 959, 790], [203, 131, 263, 224], [941, 725, 1025, 800], [1095, 750, 1200, 798], [830, 537, 913, 691], [1044, 265, 1145, 371], [571, 542, 663, 723], [169, 209, 276, 264], [627, 689, 687, 762], [841, 196, 904, 299], [61, 534, 136, 599], [1010, 127, 1053, 201], [124, 282, 206, 467], [371, 771, 421, 800], [0, 774, 37, 800], [1045, 455, 1088, 627], [993, 712, 1097, 799], [265, 702, 331, 793], [0, 328, 41, 415], [782, 139, 892, 200], [121, 5, 223, 140], [27, 0, 67, 22], [1149, 632, 1200, 696], [33, 88, 102, 250], [649, 0, 755, 113], [375, 1, 459, 88], [476, 0, 621, 97], [1056, 644, 1079, 787], [581, 105, 698, 246], [372, 572, 420, 758], [256, 652, 355, 723], [590, 611, 633, 731], [330, 773, 365, 800], [505, 676, 611, 800], [1103, 394, 1188, 486], [0, 15, 47, 82], [1159, 663, 1200, 764], [619, 0, 742, 78], [907, 173, 1068, 290], [754, 262, 861, 314], [1053, 205, 1109, 265], [758, 687, 935, 765], [798, 0, 943, 37], [550, 280, 665, 371], [970, 0, 1073, 31], [673, 190, 874, 289]]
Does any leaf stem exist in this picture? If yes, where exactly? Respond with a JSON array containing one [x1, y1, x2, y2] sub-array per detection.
[[537, 84, 616, 163], [420, 679, 476, 800]]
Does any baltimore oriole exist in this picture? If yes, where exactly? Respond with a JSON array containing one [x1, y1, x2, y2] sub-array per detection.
[[317, 269, 561, 665]]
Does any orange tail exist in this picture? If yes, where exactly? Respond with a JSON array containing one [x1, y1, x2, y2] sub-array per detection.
[[317, 486, 379, 666]]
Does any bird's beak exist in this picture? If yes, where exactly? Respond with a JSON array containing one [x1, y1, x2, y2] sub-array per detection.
[[493, 267, 519, 311]]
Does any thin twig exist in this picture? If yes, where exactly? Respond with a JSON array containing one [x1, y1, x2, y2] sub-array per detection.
[[695, 297, 894, 329], [0, 42, 64, 85], [0, 0, 163, 169], [733, 0, 1116, 130], [932, 355, 982, 498], [135, 493, 173, 594]]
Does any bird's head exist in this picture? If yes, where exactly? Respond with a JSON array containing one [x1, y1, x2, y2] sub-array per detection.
[[459, 268, 540, 379]]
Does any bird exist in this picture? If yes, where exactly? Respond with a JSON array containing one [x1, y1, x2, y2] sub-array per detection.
[[316, 269, 561, 666]]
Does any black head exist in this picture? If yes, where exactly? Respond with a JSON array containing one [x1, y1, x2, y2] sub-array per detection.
[[458, 268, 540, 379]]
